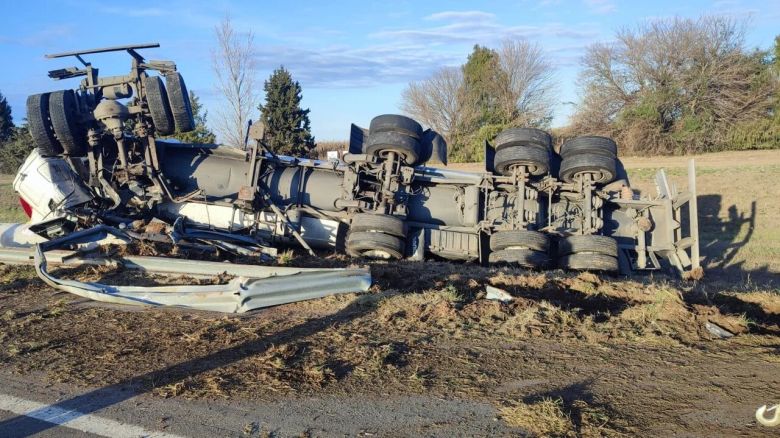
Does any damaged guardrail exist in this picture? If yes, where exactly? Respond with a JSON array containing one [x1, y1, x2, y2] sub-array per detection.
[[12, 225, 372, 313]]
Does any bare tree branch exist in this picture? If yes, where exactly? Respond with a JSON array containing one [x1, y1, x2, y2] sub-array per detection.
[[497, 39, 557, 127], [211, 16, 258, 148], [401, 66, 465, 142], [570, 16, 774, 154]]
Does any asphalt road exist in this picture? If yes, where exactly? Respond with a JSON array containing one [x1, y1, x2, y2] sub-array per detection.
[[0, 370, 513, 437]]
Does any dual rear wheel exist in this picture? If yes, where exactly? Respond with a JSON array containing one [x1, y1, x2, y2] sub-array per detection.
[[492, 128, 552, 176], [27, 90, 88, 157], [559, 136, 618, 184], [26, 73, 196, 157], [142, 73, 195, 136], [487, 231, 618, 272], [346, 213, 406, 260]]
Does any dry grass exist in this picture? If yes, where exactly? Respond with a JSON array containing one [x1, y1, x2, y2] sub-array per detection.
[[500, 397, 574, 437], [0, 174, 26, 223]]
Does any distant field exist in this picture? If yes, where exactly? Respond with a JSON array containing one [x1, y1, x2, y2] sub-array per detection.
[[0, 175, 25, 223]]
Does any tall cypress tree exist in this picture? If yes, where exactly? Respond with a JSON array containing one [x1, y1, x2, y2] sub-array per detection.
[[0, 91, 14, 142], [449, 45, 510, 161], [258, 66, 315, 156], [462, 45, 506, 126]]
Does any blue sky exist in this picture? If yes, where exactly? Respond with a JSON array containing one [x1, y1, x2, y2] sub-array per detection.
[[1, 0, 778, 140]]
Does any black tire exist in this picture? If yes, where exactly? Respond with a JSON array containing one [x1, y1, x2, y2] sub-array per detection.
[[490, 230, 549, 252], [143, 76, 174, 135], [560, 136, 617, 158], [494, 128, 552, 151], [165, 72, 195, 133], [365, 131, 420, 165], [346, 231, 405, 259], [369, 114, 423, 140], [558, 235, 617, 257], [350, 213, 406, 237], [489, 248, 550, 269], [26, 93, 63, 156], [559, 153, 616, 184], [559, 253, 618, 272], [493, 144, 549, 176], [49, 90, 86, 156]]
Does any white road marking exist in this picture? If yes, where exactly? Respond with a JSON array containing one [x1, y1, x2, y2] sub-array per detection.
[[0, 392, 186, 438]]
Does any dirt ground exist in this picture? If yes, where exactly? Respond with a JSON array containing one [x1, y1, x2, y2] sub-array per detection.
[[1, 150, 779, 437]]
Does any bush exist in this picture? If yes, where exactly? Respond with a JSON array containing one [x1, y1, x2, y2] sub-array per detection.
[[570, 17, 779, 155], [0, 128, 33, 174]]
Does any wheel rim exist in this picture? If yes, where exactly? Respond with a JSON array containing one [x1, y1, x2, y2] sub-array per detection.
[[363, 249, 394, 259]]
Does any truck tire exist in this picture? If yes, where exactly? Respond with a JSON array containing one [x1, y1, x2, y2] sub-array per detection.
[[493, 144, 549, 176], [346, 231, 405, 259], [365, 131, 420, 165], [489, 248, 550, 269], [143, 76, 174, 135], [26, 93, 63, 157], [559, 153, 616, 184], [490, 230, 549, 252], [494, 127, 552, 151], [559, 253, 618, 272], [350, 213, 406, 237], [557, 235, 617, 257], [369, 114, 423, 140], [49, 90, 86, 156], [165, 72, 195, 133], [560, 136, 617, 158]]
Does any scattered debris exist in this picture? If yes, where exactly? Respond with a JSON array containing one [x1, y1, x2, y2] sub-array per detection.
[[485, 285, 514, 303], [704, 321, 735, 339], [756, 404, 780, 427], [16, 225, 372, 313]]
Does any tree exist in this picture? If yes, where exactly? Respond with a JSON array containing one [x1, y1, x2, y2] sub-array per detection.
[[0, 91, 14, 142], [401, 41, 556, 162], [461, 45, 506, 128], [212, 16, 258, 148], [258, 66, 315, 156], [167, 91, 216, 144], [496, 40, 555, 127], [570, 17, 776, 154], [401, 66, 465, 143], [724, 34, 780, 150], [0, 127, 33, 173]]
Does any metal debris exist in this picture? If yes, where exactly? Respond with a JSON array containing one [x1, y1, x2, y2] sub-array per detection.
[[704, 321, 734, 339], [756, 404, 780, 427], [21, 225, 372, 313], [485, 285, 514, 303]]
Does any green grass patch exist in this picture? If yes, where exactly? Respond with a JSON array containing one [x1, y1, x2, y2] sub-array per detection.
[[0, 175, 25, 223]]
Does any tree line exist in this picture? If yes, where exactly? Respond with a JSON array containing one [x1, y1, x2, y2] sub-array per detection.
[[405, 16, 779, 158], [1, 15, 777, 174]]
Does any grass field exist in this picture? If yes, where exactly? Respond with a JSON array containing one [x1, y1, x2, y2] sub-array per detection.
[[0, 175, 26, 223], [0, 150, 778, 436]]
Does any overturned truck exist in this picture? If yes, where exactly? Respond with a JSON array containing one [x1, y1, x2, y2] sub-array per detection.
[[12, 43, 700, 282]]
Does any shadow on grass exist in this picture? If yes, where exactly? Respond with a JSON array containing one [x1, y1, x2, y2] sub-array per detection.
[[0, 297, 376, 437], [698, 196, 775, 285]]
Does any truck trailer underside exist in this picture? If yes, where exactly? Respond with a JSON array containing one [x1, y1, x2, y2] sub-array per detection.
[[4, 43, 701, 312]]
